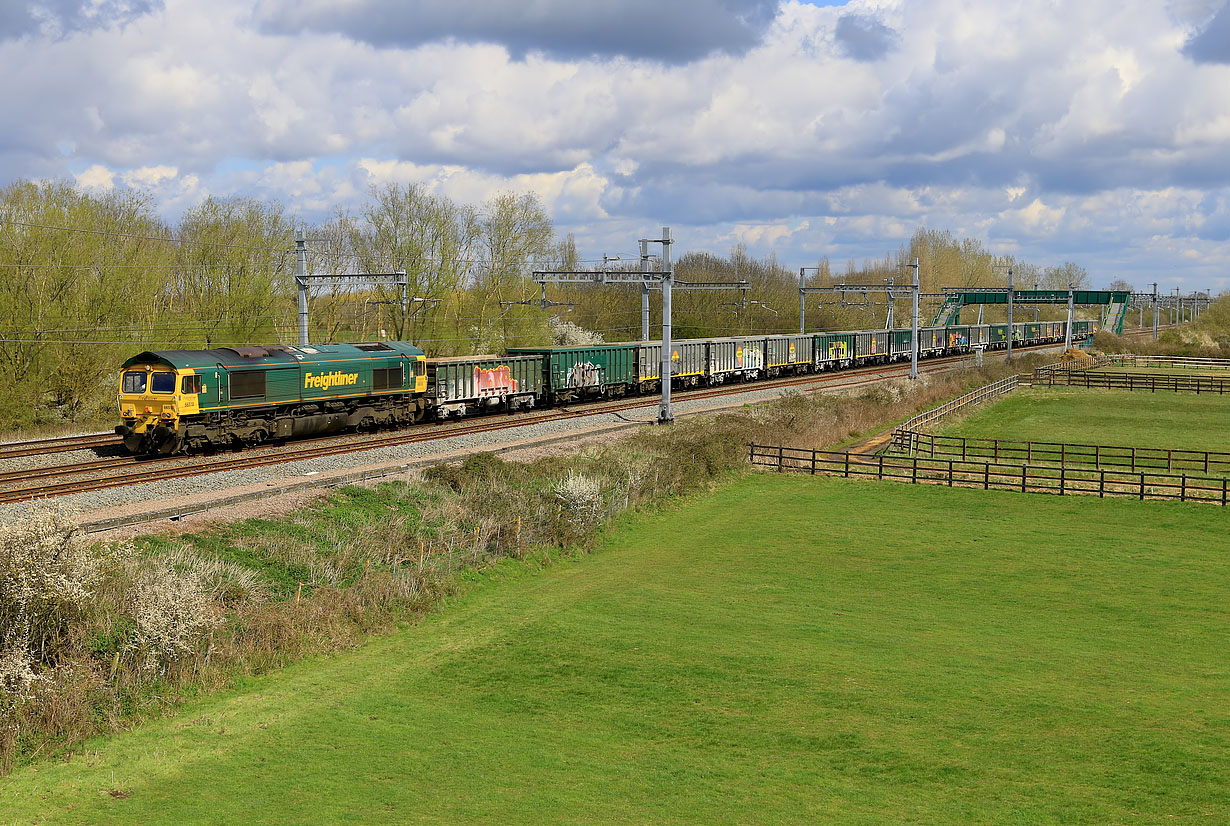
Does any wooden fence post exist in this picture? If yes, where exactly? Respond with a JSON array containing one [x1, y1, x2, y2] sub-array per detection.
[[778, 445, 784, 472]]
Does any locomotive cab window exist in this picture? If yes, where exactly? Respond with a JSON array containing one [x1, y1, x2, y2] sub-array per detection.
[[181, 375, 203, 394], [122, 371, 146, 394], [414, 359, 426, 377], [151, 372, 176, 394]]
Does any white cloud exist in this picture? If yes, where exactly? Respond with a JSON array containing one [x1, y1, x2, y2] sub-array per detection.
[[2, 0, 1230, 288], [75, 164, 115, 190]]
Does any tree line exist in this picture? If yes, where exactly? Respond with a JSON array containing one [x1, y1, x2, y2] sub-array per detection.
[[2, 180, 1098, 428]]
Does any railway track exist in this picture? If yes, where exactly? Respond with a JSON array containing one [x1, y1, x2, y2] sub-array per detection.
[[0, 340, 1065, 505], [0, 325, 1173, 468], [0, 432, 119, 460]]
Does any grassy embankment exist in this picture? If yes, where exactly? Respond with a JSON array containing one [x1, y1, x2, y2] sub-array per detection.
[[3, 474, 1227, 824], [937, 388, 1230, 453]]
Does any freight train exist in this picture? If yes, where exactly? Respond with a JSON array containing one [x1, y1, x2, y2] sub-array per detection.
[[116, 320, 1095, 454]]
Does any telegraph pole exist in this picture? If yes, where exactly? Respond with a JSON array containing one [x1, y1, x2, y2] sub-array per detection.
[[296, 230, 309, 345], [658, 227, 673, 424], [909, 258, 920, 379], [1152, 282, 1159, 341], [1064, 282, 1075, 349], [1006, 267, 1015, 360], [640, 240, 651, 341], [799, 268, 807, 333]]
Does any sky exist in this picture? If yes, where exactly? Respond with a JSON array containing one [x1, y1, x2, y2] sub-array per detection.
[[2, 0, 1229, 291]]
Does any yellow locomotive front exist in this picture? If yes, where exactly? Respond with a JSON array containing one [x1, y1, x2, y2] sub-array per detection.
[[116, 361, 198, 454]]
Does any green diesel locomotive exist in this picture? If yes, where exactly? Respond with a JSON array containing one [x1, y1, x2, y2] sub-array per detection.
[[117, 342, 427, 454]]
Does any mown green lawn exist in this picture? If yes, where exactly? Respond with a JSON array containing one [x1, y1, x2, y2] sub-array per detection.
[[5, 475, 1228, 824], [940, 388, 1230, 452]]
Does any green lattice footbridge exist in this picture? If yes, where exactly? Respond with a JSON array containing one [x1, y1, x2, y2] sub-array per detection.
[[931, 289, 1131, 334]]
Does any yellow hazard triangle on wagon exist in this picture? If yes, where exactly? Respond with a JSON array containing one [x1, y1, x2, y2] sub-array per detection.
[[304, 370, 359, 390]]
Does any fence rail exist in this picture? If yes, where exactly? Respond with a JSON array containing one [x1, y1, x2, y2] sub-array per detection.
[[1037, 370, 1230, 393], [1107, 354, 1230, 371], [749, 444, 1230, 505], [896, 376, 1018, 432], [1033, 353, 1109, 375], [889, 431, 1230, 474]]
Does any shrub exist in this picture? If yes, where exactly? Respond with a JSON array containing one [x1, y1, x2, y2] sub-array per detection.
[[0, 508, 116, 665], [553, 472, 604, 527], [123, 562, 217, 674], [0, 641, 43, 705], [550, 318, 604, 346]]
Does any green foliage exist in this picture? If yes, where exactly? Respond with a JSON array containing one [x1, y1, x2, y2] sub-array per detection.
[[422, 450, 510, 492], [0, 175, 1121, 430]]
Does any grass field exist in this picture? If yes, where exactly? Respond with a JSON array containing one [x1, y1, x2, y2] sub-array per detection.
[[938, 388, 1230, 452], [5, 475, 1227, 824]]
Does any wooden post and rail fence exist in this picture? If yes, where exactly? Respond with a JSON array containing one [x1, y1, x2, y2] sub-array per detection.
[[747, 444, 1230, 506]]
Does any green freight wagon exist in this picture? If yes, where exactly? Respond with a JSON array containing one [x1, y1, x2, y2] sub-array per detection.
[[814, 332, 856, 368], [1072, 320, 1095, 339], [505, 343, 637, 403], [426, 353, 545, 418], [945, 326, 971, 350]]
